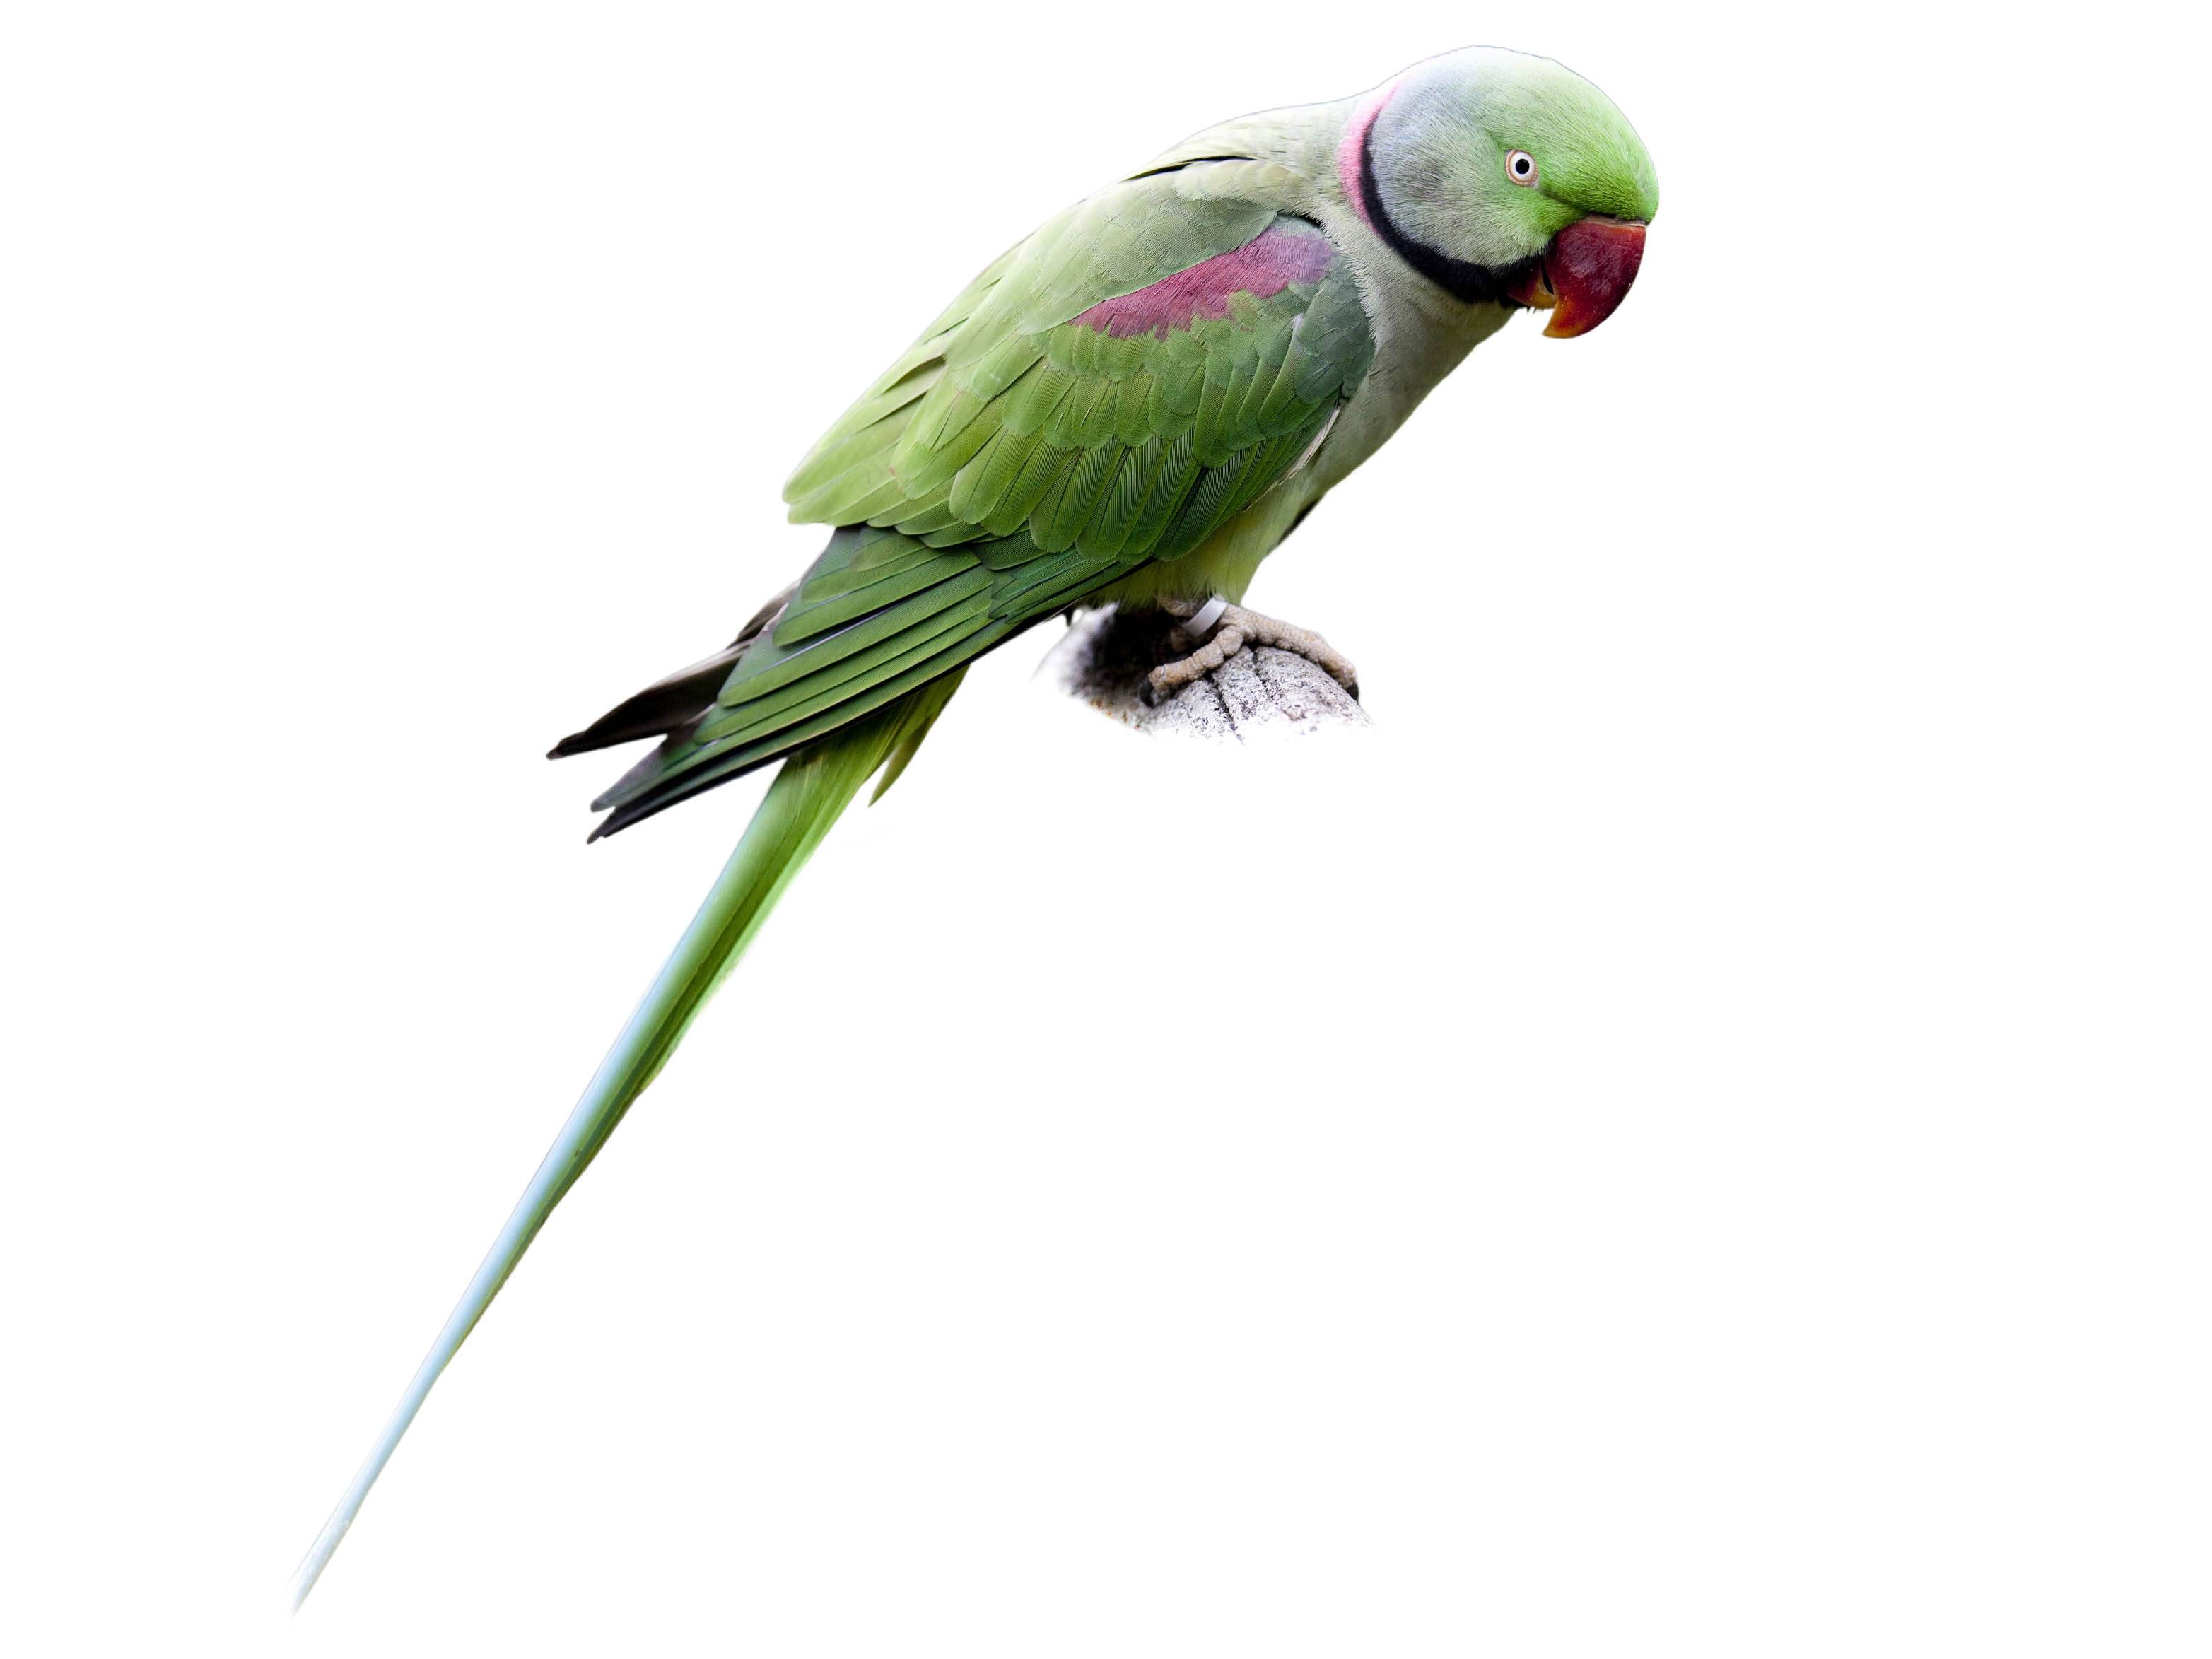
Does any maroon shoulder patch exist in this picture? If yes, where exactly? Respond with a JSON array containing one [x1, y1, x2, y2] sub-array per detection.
[[1072, 223, 1336, 339]]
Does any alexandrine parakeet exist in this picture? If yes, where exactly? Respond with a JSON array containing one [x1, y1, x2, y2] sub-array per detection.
[[292, 45, 1658, 1606]]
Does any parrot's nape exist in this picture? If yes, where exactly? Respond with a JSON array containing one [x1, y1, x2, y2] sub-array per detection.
[[291, 45, 1658, 1608]]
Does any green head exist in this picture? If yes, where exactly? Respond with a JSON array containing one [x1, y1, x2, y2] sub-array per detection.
[[1347, 48, 1658, 334]]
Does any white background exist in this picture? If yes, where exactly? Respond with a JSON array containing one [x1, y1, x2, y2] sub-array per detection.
[[4, 3, 2206, 1653]]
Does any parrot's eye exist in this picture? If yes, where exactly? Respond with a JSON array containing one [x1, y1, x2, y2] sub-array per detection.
[[1505, 149, 1538, 187]]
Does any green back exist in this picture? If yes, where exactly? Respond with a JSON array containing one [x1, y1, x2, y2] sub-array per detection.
[[577, 161, 1374, 834]]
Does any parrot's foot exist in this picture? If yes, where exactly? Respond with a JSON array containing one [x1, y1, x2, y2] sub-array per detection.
[[1145, 597, 1359, 704]]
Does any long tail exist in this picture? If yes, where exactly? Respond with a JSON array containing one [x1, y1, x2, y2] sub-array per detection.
[[288, 672, 964, 1610]]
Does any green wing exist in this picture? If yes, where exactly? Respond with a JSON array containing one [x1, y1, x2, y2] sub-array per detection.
[[563, 164, 1374, 834]]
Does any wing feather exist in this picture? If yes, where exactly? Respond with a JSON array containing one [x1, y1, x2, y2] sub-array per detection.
[[572, 171, 1376, 832]]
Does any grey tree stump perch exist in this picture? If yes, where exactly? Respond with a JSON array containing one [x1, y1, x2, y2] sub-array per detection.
[[1049, 605, 1370, 739]]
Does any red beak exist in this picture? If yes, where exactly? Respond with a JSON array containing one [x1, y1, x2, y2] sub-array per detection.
[[1506, 218, 1646, 338]]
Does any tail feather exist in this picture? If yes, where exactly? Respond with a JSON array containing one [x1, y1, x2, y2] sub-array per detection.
[[288, 671, 964, 1611], [547, 582, 800, 759]]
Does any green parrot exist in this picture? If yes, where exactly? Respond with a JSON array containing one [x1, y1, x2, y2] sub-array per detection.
[[291, 45, 1658, 1607]]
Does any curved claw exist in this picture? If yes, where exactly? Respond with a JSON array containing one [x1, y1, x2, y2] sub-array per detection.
[[1145, 601, 1358, 702]]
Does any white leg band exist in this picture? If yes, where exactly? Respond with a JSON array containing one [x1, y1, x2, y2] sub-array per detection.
[[1184, 595, 1229, 636]]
